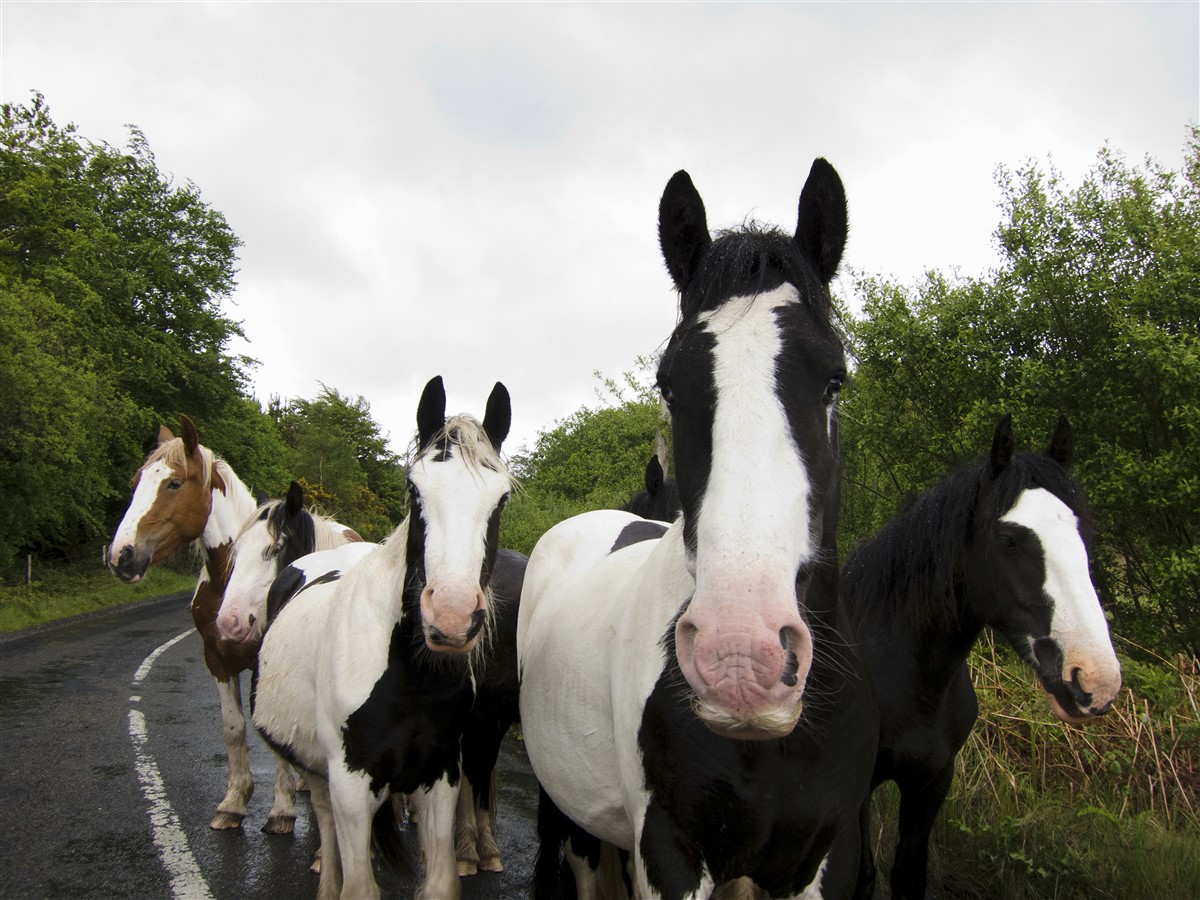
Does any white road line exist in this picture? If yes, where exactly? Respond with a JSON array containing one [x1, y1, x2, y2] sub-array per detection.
[[129, 628, 215, 900]]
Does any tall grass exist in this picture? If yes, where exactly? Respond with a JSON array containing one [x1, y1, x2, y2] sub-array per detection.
[[0, 555, 198, 632], [869, 635, 1200, 898]]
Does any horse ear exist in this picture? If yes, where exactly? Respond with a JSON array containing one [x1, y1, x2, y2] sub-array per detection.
[[794, 158, 848, 285], [659, 169, 711, 296], [179, 415, 200, 456], [988, 413, 1015, 479], [1046, 415, 1073, 469], [645, 455, 664, 495], [483, 382, 512, 451], [157, 425, 175, 446], [254, 488, 271, 507], [285, 480, 305, 517], [417, 376, 447, 449]]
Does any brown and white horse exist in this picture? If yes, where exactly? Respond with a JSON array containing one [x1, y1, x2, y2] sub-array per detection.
[[108, 415, 297, 832]]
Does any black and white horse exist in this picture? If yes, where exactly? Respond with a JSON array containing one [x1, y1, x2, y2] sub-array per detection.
[[830, 414, 1122, 900], [252, 376, 513, 900], [216, 480, 362, 646], [518, 161, 878, 899]]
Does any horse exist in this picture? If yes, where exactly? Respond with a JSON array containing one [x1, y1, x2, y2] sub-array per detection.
[[251, 376, 514, 900], [622, 455, 681, 523], [215, 479, 362, 645], [826, 414, 1122, 900], [517, 160, 878, 900], [108, 415, 300, 832]]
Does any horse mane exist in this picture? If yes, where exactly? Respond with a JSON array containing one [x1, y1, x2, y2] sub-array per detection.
[[676, 223, 838, 333], [843, 449, 1093, 633], [139, 437, 216, 491], [406, 413, 515, 489], [234, 499, 349, 555]]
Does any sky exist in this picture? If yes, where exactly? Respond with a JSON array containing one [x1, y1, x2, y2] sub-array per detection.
[[2, 2, 1196, 458]]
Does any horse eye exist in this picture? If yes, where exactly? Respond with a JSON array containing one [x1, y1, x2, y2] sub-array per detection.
[[998, 533, 1019, 552], [659, 383, 674, 408], [823, 376, 844, 405], [499, 492, 511, 511], [168, 479, 183, 490]]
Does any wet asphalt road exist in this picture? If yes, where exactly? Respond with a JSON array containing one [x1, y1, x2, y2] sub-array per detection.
[[0, 593, 540, 900]]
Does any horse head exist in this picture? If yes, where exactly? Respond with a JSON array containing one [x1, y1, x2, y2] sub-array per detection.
[[655, 160, 848, 739], [405, 376, 513, 655], [108, 415, 224, 583], [968, 414, 1122, 722]]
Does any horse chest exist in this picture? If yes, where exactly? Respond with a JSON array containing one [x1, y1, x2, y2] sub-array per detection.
[[338, 622, 474, 797], [638, 671, 856, 889]]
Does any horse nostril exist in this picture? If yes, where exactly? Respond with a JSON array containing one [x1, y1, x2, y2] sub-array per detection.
[[118, 546, 133, 567], [465, 609, 486, 642], [247, 614, 256, 628], [779, 628, 800, 687], [1068, 667, 1093, 706]]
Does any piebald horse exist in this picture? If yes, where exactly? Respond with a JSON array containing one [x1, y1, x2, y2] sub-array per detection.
[[252, 376, 513, 900], [830, 414, 1122, 900], [518, 160, 878, 899], [108, 416, 298, 832]]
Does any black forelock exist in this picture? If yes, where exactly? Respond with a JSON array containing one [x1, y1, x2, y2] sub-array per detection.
[[676, 225, 832, 325]]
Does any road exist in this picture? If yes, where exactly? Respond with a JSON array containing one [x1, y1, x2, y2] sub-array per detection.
[[0, 593, 540, 899]]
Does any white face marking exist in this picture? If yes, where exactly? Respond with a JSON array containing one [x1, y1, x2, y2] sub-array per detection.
[[111, 460, 174, 552], [1001, 488, 1113, 659], [696, 286, 814, 584], [222, 515, 278, 630], [408, 453, 510, 589]]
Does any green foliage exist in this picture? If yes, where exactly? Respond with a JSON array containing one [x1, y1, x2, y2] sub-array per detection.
[[0, 557, 196, 632], [274, 385, 405, 541], [502, 362, 669, 555], [0, 93, 248, 576], [842, 129, 1200, 657]]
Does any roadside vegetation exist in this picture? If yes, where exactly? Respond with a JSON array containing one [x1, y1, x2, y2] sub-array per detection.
[[3, 94, 1196, 893]]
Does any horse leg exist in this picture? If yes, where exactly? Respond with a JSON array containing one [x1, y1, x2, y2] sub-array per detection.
[[474, 767, 503, 872], [262, 750, 298, 834], [636, 802, 713, 900], [455, 773, 481, 876], [210, 674, 254, 829], [307, 774, 342, 900], [890, 766, 954, 900], [328, 764, 384, 900], [410, 776, 462, 900]]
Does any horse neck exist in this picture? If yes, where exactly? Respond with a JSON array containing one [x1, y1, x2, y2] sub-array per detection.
[[850, 477, 986, 663], [200, 462, 257, 562]]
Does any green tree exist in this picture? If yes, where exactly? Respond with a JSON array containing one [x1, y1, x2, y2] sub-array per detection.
[[503, 361, 669, 555], [1, 94, 249, 575], [275, 386, 405, 540], [842, 130, 1200, 657]]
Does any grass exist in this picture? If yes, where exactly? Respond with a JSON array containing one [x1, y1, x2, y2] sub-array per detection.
[[868, 634, 1200, 898], [0, 554, 198, 632]]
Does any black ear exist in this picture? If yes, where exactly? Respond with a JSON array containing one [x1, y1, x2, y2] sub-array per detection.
[[254, 487, 271, 507], [988, 413, 1015, 479], [417, 376, 447, 449], [179, 414, 200, 456], [659, 170, 711, 294], [794, 158, 848, 285], [483, 382, 511, 451], [285, 480, 305, 517], [1046, 415, 1073, 469], [645, 455, 664, 495]]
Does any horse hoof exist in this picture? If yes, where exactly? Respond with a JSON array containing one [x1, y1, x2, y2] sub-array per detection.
[[310, 856, 321, 875], [209, 811, 245, 830], [457, 861, 478, 877], [478, 857, 504, 873], [262, 815, 296, 835]]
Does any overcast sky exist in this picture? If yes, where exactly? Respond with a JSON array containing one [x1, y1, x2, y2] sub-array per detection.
[[3, 2, 1196, 458]]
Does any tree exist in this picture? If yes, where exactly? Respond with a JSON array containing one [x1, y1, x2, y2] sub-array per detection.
[[503, 361, 669, 555], [841, 130, 1200, 657], [1, 94, 249, 574], [275, 386, 405, 541]]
